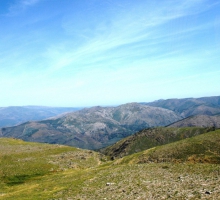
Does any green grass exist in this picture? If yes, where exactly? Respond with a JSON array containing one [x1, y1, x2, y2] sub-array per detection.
[[0, 138, 102, 190], [101, 127, 214, 158], [117, 129, 220, 164], [1, 129, 220, 199]]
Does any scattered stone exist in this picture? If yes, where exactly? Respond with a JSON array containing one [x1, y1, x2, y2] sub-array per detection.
[[205, 191, 211, 195], [106, 182, 115, 186]]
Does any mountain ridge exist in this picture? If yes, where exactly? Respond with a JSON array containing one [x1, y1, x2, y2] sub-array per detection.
[[167, 115, 220, 128], [0, 103, 181, 149], [144, 95, 220, 117], [1, 95, 220, 150]]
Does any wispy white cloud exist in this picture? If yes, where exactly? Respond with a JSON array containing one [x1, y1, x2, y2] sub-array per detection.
[[5, 0, 218, 75], [1, 0, 219, 106]]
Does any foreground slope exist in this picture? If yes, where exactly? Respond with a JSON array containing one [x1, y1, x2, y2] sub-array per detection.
[[101, 127, 214, 158], [1, 130, 220, 199], [0, 138, 103, 186], [0, 103, 180, 149]]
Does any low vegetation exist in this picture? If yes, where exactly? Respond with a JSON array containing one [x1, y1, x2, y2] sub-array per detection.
[[0, 138, 103, 192], [116, 129, 220, 164], [1, 129, 220, 199], [101, 127, 215, 158]]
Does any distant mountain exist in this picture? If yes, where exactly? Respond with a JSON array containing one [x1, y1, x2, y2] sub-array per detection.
[[168, 115, 220, 128], [0, 103, 181, 149], [144, 96, 220, 117], [100, 127, 214, 158], [0, 106, 81, 127], [1, 96, 220, 150]]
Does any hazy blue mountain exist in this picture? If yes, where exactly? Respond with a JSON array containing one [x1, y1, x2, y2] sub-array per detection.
[[0, 106, 81, 127]]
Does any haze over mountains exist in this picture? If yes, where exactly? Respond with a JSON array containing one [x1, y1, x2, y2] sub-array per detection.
[[0, 95, 220, 150], [0, 106, 81, 127]]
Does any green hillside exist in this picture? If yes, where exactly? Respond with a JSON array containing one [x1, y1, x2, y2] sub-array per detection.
[[1, 129, 220, 199], [101, 127, 214, 158], [0, 138, 103, 193], [117, 129, 220, 164]]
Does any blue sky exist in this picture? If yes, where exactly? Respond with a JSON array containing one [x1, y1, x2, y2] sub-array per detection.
[[0, 0, 220, 107]]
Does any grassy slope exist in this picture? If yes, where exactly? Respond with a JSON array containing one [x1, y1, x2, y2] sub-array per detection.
[[101, 127, 214, 158], [0, 138, 103, 199], [1, 129, 220, 199], [117, 129, 220, 164]]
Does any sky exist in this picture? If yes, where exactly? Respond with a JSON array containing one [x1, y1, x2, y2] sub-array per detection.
[[0, 0, 220, 107]]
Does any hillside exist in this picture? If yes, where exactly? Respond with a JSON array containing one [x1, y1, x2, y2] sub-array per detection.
[[0, 106, 81, 127], [0, 138, 104, 192], [168, 115, 220, 128], [144, 95, 220, 117], [1, 130, 220, 199], [117, 129, 220, 164], [100, 127, 215, 158], [0, 103, 181, 149]]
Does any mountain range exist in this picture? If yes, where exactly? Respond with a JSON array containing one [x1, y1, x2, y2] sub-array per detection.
[[0, 95, 219, 149], [0, 103, 180, 149], [144, 96, 220, 117]]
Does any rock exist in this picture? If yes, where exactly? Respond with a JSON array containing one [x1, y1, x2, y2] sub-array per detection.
[[205, 191, 211, 195], [106, 182, 115, 186]]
